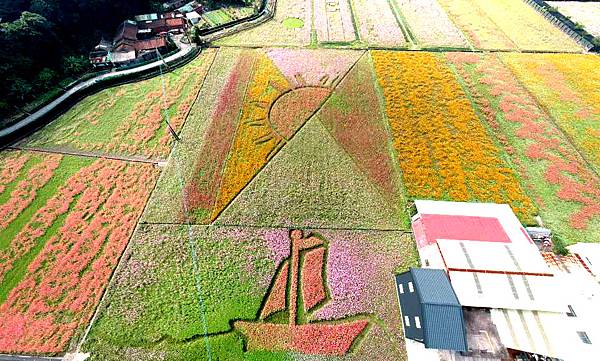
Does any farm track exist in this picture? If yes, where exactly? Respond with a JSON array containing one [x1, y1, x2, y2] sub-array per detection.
[[8, 145, 166, 165]]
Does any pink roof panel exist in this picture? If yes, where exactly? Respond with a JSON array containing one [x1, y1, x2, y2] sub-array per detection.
[[414, 214, 512, 248]]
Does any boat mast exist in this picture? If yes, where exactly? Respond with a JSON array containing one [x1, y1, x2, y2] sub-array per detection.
[[288, 230, 302, 326]]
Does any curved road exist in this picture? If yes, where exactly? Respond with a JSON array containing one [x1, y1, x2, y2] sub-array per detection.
[[0, 38, 194, 143]]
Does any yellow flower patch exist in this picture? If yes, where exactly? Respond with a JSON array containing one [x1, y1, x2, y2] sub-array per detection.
[[211, 55, 292, 220], [371, 51, 535, 222]]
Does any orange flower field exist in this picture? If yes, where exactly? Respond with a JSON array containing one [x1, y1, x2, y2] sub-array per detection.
[[371, 51, 536, 222]]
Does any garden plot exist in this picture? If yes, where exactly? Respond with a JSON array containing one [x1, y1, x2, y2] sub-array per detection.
[[437, 0, 516, 50], [143, 47, 362, 226], [548, 1, 600, 37], [447, 52, 600, 245], [314, 0, 357, 43], [20, 50, 216, 160], [371, 51, 536, 224], [501, 53, 600, 174], [216, 0, 311, 46], [390, 0, 469, 48], [350, 0, 407, 47], [471, 0, 582, 52], [0, 150, 158, 354], [83, 224, 418, 360]]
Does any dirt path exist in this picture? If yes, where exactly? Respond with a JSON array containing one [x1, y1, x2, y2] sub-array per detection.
[[9, 145, 165, 165]]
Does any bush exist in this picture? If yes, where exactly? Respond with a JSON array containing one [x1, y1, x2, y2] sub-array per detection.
[[552, 233, 570, 256]]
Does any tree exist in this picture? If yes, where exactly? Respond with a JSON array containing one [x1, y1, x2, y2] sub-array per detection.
[[10, 78, 33, 101], [36, 68, 58, 90], [62, 55, 88, 76]]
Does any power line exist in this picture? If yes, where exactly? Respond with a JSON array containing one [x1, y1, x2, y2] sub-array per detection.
[[158, 46, 212, 360]]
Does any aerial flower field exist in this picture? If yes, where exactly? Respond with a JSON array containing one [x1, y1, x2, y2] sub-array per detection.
[[390, 0, 469, 48], [351, 0, 406, 47], [437, 0, 516, 50], [501, 53, 600, 173], [216, 0, 312, 47], [438, 0, 583, 52], [20, 49, 217, 160], [314, 0, 356, 43], [82, 225, 418, 360], [1, 1, 598, 357], [371, 50, 536, 223], [143, 47, 362, 225], [0, 151, 158, 353], [447, 52, 600, 244]]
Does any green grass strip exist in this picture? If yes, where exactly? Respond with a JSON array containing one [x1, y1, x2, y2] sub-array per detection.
[[0, 156, 92, 304]]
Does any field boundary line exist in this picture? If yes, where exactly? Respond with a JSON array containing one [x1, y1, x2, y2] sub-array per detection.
[[7, 146, 164, 165], [173, 48, 221, 138], [140, 221, 411, 233], [366, 51, 415, 229], [384, 0, 417, 48]]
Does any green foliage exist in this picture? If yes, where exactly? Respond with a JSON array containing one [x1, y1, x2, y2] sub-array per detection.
[[62, 55, 88, 76], [553, 234, 570, 255], [0, 0, 156, 120]]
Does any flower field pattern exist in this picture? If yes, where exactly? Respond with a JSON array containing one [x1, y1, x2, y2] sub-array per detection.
[[144, 48, 361, 225], [391, 0, 469, 48], [82, 226, 418, 360], [351, 0, 406, 47], [314, 53, 404, 215], [0, 156, 158, 353], [21, 49, 217, 159], [501, 54, 600, 174], [4, 3, 600, 358], [447, 52, 600, 244], [371, 51, 536, 223]]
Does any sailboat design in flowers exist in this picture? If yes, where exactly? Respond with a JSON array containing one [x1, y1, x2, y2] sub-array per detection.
[[234, 230, 369, 355]]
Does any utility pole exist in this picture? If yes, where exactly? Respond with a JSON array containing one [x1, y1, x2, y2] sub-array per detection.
[[156, 47, 179, 141]]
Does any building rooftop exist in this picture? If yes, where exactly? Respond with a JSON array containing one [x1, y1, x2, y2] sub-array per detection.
[[396, 268, 468, 352]]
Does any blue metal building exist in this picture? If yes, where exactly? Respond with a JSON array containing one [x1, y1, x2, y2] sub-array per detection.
[[395, 268, 468, 352]]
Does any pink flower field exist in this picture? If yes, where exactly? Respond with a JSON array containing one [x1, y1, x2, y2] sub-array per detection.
[[0, 156, 158, 354]]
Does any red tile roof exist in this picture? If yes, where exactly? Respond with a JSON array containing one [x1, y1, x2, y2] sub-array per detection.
[[134, 37, 168, 51]]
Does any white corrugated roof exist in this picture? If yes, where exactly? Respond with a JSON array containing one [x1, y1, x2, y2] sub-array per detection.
[[437, 239, 549, 274], [414, 200, 531, 247], [491, 308, 598, 361], [449, 271, 563, 312]]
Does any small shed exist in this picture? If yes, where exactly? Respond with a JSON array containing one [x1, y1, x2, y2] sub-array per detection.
[[185, 11, 201, 25], [395, 268, 468, 352]]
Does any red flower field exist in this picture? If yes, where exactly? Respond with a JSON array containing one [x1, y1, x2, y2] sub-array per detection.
[[0, 158, 158, 354]]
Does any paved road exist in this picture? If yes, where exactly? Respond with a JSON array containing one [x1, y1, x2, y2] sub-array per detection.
[[0, 38, 194, 142], [0, 355, 62, 361]]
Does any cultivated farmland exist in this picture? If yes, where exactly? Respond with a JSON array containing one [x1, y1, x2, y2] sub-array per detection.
[[1, 0, 598, 359]]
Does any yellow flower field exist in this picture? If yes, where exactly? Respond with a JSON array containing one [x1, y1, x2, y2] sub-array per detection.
[[211, 55, 292, 220], [371, 51, 535, 222], [438, 0, 582, 52], [437, 0, 516, 50], [501, 53, 600, 172]]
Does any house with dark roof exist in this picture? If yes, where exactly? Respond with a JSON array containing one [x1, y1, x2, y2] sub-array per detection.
[[395, 268, 468, 352]]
